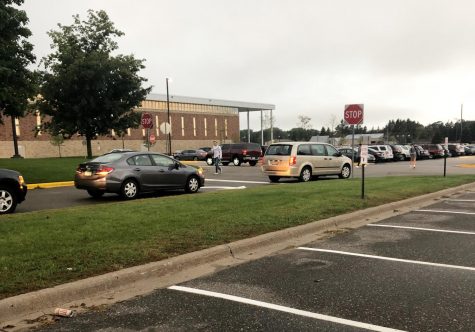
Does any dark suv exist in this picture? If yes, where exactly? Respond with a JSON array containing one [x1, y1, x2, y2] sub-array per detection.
[[0, 169, 28, 214], [206, 143, 262, 166]]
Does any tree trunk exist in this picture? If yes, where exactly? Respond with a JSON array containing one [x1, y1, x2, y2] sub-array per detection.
[[11, 116, 22, 158], [86, 137, 93, 159]]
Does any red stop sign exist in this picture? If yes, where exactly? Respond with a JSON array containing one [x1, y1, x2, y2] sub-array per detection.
[[344, 104, 364, 125], [141, 112, 153, 129]]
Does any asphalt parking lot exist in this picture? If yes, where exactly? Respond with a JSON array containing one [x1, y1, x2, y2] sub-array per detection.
[[38, 190, 475, 331]]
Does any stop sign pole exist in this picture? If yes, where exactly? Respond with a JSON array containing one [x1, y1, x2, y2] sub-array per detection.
[[344, 104, 364, 179]]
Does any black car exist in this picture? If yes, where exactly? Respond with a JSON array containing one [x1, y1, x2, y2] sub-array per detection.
[[206, 142, 262, 166], [75, 151, 205, 199], [0, 168, 27, 214], [338, 147, 376, 163], [173, 149, 207, 161]]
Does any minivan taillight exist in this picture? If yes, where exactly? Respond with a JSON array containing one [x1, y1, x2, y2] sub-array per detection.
[[96, 166, 114, 176], [289, 156, 297, 166]]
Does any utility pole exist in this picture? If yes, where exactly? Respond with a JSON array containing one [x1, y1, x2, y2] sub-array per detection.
[[460, 104, 463, 143]]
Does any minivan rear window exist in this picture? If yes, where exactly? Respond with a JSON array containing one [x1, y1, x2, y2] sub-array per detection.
[[266, 144, 292, 156]]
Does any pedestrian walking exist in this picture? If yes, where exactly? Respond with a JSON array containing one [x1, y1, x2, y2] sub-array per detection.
[[210, 140, 222, 174], [409, 144, 417, 168]]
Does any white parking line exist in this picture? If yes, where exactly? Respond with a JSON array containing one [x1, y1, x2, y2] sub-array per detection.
[[169, 285, 406, 332], [201, 186, 246, 190], [368, 224, 475, 235], [444, 199, 475, 202], [416, 209, 475, 215], [206, 179, 269, 184], [297, 247, 475, 271]]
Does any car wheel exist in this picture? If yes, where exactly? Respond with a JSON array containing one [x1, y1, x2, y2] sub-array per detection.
[[206, 157, 214, 165], [193, 156, 198, 161], [121, 179, 139, 199], [232, 156, 241, 166], [249, 161, 257, 166], [87, 190, 105, 198], [185, 176, 200, 193], [299, 167, 312, 182], [269, 176, 280, 183], [339, 164, 351, 179], [0, 186, 17, 214]]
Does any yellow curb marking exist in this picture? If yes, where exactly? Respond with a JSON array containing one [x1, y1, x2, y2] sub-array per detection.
[[457, 164, 475, 168], [29, 181, 74, 190]]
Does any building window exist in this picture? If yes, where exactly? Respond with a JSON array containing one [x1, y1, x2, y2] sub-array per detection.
[[225, 118, 228, 138], [193, 117, 196, 136], [142, 129, 146, 137], [35, 111, 41, 135], [215, 118, 218, 137], [204, 118, 207, 137], [155, 115, 159, 136], [181, 116, 185, 136], [15, 118, 20, 136], [127, 128, 131, 136], [111, 129, 116, 136]]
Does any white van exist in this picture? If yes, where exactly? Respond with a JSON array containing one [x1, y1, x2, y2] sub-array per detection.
[[261, 142, 352, 182], [368, 145, 394, 161]]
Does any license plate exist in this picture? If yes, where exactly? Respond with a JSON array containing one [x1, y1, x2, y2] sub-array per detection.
[[84, 171, 92, 176]]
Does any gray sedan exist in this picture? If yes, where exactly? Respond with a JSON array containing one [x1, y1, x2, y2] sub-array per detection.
[[75, 151, 205, 199]]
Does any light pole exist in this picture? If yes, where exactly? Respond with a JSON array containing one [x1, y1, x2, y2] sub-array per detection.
[[166, 78, 172, 156]]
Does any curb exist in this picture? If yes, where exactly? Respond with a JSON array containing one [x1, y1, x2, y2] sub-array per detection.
[[28, 181, 74, 190], [2, 182, 475, 328]]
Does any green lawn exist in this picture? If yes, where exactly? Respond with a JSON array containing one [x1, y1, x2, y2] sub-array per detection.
[[0, 175, 473, 299], [0, 157, 88, 183]]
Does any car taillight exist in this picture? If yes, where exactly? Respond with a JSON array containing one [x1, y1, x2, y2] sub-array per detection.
[[242, 149, 247, 155], [289, 156, 297, 165], [96, 166, 114, 176]]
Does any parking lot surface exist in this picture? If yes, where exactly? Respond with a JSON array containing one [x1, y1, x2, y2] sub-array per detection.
[[38, 190, 475, 331]]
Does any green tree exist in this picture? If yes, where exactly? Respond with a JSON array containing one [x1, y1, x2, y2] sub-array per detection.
[[50, 133, 64, 157], [0, 0, 36, 157], [37, 10, 151, 158]]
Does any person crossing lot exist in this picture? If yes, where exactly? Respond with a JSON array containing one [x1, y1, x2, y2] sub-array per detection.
[[210, 140, 222, 174]]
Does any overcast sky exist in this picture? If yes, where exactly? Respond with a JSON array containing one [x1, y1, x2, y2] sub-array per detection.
[[22, 0, 475, 131]]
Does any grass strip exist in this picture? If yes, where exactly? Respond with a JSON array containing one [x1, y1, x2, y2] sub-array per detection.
[[0, 175, 473, 299], [0, 157, 87, 183]]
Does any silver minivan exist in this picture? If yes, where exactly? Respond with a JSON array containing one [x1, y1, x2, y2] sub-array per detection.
[[261, 142, 352, 182]]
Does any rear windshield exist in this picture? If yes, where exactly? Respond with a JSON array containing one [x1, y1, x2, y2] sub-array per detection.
[[91, 153, 124, 163], [266, 144, 292, 156]]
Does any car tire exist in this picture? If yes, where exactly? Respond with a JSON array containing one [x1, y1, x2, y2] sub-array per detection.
[[249, 161, 257, 166], [0, 186, 17, 214], [339, 164, 351, 179], [232, 156, 241, 166], [87, 190, 105, 198], [269, 176, 280, 183], [120, 179, 139, 199], [299, 167, 312, 182], [193, 157, 198, 161], [206, 157, 214, 165], [185, 176, 200, 193]]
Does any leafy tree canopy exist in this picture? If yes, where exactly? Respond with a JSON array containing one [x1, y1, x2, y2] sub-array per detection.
[[37, 9, 152, 158], [0, 0, 35, 122]]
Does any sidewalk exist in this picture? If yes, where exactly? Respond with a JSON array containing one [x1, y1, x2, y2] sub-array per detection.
[[2, 182, 474, 330]]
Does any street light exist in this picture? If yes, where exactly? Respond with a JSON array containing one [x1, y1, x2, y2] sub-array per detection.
[[166, 78, 172, 156]]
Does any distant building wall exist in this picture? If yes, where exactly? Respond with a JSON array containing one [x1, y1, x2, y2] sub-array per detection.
[[0, 97, 242, 158]]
